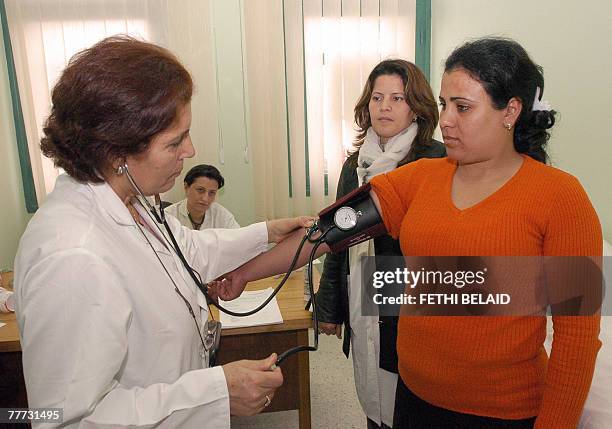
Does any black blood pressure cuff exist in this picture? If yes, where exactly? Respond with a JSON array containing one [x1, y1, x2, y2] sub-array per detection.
[[317, 182, 387, 253]]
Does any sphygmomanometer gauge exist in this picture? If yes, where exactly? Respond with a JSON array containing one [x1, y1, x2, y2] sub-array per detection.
[[333, 206, 362, 231]]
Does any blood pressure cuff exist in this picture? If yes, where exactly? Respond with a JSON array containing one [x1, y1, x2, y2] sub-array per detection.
[[318, 182, 387, 253]]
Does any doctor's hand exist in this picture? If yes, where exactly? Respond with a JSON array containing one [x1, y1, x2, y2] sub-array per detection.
[[266, 216, 316, 244], [319, 322, 342, 339], [222, 353, 283, 416]]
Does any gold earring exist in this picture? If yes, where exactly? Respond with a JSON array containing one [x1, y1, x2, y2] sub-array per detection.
[[504, 123, 512, 131]]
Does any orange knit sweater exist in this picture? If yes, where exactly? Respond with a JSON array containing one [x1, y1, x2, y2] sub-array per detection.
[[370, 155, 602, 428]]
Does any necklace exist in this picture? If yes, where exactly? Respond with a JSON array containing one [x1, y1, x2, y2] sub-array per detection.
[[188, 212, 204, 230]]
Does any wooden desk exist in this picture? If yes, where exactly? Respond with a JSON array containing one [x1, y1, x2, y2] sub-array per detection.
[[210, 272, 315, 429], [0, 272, 29, 413], [0, 272, 19, 352]]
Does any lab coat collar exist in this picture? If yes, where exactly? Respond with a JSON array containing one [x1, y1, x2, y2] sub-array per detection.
[[85, 176, 135, 227], [84, 176, 173, 256]]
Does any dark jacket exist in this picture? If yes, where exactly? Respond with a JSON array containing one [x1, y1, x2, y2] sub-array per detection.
[[314, 139, 446, 373]]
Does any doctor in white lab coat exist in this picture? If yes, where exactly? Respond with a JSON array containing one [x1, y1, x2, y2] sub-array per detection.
[[14, 35, 307, 428]]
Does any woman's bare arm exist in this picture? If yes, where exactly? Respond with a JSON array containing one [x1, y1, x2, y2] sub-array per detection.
[[211, 190, 381, 301]]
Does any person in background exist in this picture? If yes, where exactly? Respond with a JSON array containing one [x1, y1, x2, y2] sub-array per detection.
[[314, 59, 445, 429], [165, 164, 240, 230], [14, 36, 311, 428]]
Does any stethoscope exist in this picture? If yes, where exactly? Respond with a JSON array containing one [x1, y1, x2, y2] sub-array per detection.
[[123, 164, 334, 366]]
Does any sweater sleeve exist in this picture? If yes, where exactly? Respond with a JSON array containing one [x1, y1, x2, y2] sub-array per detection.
[[535, 176, 603, 429], [370, 161, 420, 239]]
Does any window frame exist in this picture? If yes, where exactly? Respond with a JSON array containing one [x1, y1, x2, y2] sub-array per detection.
[[1, 0, 38, 213]]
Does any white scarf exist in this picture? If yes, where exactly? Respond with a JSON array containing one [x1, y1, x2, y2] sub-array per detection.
[[356, 122, 418, 185]]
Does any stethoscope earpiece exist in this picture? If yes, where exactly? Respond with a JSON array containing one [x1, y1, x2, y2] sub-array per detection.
[[116, 162, 129, 176]]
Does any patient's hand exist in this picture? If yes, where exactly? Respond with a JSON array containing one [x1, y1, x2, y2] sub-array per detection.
[[208, 269, 246, 301]]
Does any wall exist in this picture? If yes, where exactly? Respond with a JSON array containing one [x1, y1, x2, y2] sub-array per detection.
[[208, 0, 255, 225], [0, 16, 29, 269], [431, 0, 612, 240], [160, 0, 256, 226]]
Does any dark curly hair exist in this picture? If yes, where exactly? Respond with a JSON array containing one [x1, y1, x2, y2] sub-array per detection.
[[444, 37, 555, 164], [41, 35, 193, 182], [352, 59, 439, 164], [184, 164, 225, 189]]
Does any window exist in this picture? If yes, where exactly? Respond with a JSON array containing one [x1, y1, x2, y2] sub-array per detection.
[[4, 0, 150, 208], [4, 0, 427, 220], [244, 0, 418, 218]]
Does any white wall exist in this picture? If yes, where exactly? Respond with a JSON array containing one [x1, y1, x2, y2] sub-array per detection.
[[0, 17, 30, 269], [160, 0, 256, 227], [431, 0, 612, 241], [206, 0, 255, 225]]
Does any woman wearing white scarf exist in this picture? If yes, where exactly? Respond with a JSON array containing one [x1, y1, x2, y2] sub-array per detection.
[[314, 59, 445, 429], [357, 123, 419, 185]]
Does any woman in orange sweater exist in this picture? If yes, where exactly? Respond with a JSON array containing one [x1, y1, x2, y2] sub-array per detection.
[[212, 37, 602, 428], [368, 37, 602, 428]]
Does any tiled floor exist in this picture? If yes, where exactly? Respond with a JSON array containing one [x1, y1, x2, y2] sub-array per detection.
[[231, 330, 366, 428]]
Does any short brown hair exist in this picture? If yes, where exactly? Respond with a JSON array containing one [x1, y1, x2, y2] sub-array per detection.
[[41, 35, 193, 182], [353, 59, 438, 163]]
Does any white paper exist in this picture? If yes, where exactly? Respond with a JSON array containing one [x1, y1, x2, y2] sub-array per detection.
[[219, 288, 283, 329], [0, 323, 6, 329]]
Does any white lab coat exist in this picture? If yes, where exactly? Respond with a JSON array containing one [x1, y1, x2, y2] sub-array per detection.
[[14, 174, 269, 428], [347, 240, 397, 428], [165, 199, 240, 230]]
